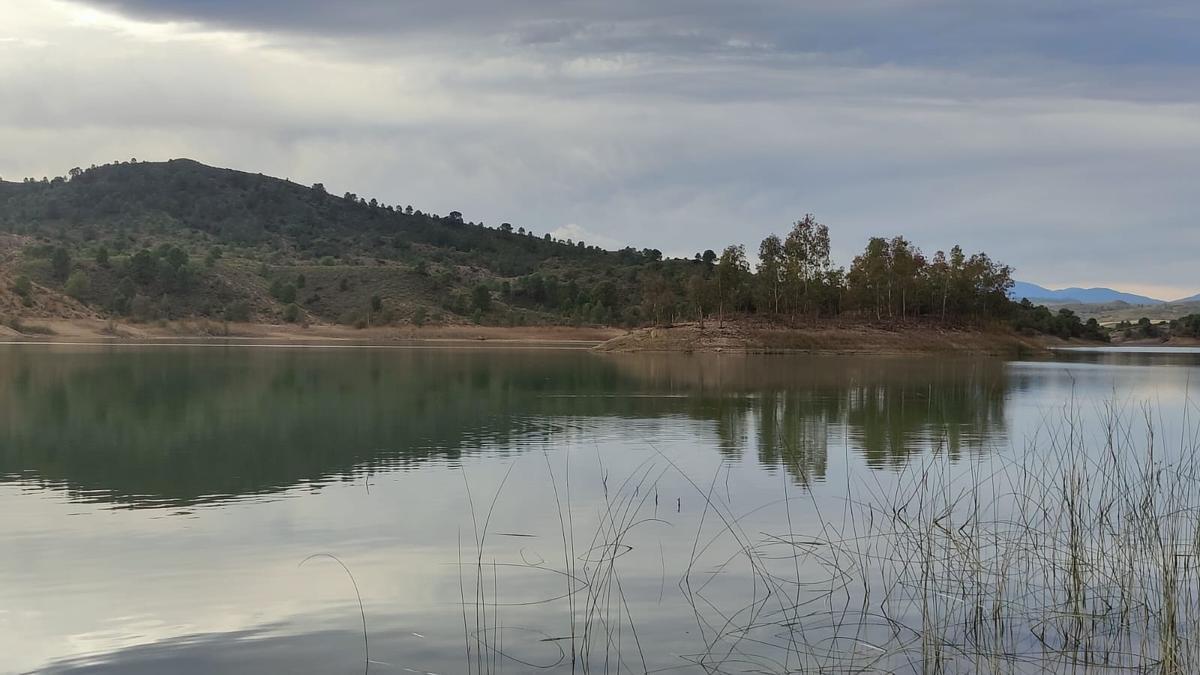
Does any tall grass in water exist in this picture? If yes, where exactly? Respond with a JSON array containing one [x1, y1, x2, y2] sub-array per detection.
[[459, 395, 1200, 674]]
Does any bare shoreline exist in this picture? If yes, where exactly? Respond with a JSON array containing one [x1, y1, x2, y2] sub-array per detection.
[[0, 317, 1127, 356]]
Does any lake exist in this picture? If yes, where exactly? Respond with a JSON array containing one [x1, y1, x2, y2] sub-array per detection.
[[2, 344, 1198, 674]]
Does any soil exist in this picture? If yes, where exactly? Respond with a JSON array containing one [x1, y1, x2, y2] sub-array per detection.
[[0, 318, 622, 346], [593, 320, 1076, 356]]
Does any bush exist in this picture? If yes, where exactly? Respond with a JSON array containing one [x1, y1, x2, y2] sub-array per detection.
[[472, 284, 492, 313], [12, 275, 32, 299], [130, 294, 156, 322], [50, 247, 71, 281], [282, 303, 300, 323], [411, 306, 427, 326], [1169, 314, 1200, 338], [1009, 300, 1108, 341], [224, 301, 251, 322], [64, 270, 90, 301], [269, 279, 297, 304]]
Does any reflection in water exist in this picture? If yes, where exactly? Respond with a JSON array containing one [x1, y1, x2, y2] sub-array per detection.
[[3, 345, 1196, 674], [0, 347, 1008, 506]]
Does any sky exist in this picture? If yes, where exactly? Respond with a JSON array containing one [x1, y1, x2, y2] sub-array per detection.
[[0, 1, 1197, 299]]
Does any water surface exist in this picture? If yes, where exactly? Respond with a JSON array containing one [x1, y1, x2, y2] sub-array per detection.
[[1, 345, 1196, 673]]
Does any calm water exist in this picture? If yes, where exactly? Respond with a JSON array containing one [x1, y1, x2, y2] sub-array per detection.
[[1, 344, 1197, 674]]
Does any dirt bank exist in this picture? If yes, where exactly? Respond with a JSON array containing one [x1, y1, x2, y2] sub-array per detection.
[[594, 321, 1064, 356], [0, 318, 622, 346]]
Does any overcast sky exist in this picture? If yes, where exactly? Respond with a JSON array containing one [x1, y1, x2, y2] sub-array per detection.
[[1, 1, 1197, 298]]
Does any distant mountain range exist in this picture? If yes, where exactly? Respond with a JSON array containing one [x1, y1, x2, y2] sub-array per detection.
[[1009, 281, 1167, 306]]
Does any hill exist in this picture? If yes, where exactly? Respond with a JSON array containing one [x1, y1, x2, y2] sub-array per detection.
[[1062, 299, 1200, 324], [0, 159, 673, 328], [1009, 281, 1163, 306], [0, 158, 1106, 346]]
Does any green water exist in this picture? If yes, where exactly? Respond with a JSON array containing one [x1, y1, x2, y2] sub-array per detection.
[[1, 344, 1196, 673]]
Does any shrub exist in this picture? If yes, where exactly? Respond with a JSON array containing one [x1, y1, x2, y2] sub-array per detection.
[[12, 275, 32, 299], [64, 270, 90, 301], [269, 279, 297, 304], [224, 301, 251, 322], [472, 284, 492, 313]]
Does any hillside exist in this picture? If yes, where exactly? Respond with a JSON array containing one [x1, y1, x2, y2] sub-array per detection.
[[1065, 300, 1200, 324], [0, 159, 673, 328], [0, 159, 1106, 345]]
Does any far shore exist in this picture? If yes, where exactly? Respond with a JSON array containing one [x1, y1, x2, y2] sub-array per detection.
[[0, 316, 1147, 356], [0, 318, 622, 347], [593, 321, 1075, 356]]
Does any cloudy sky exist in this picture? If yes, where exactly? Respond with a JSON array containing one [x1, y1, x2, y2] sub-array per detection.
[[1, 1, 1197, 298]]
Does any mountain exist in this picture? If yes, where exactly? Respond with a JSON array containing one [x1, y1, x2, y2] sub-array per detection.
[[1009, 281, 1163, 306], [1171, 293, 1200, 304]]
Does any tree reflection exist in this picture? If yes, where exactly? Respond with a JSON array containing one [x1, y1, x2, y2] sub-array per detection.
[[0, 348, 1009, 506]]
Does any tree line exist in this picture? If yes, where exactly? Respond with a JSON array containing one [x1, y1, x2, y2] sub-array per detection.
[[624, 215, 1037, 327]]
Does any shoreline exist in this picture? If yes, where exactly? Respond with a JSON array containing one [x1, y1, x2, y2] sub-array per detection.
[[0, 318, 621, 347], [0, 317, 1133, 355], [592, 321, 1073, 356]]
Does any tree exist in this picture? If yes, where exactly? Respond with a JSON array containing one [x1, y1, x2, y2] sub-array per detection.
[[50, 247, 71, 281], [716, 244, 749, 325], [269, 279, 298, 304], [640, 271, 675, 325], [411, 306, 428, 326], [887, 236, 923, 319], [12, 275, 32, 304], [847, 237, 890, 320], [756, 235, 784, 315], [129, 249, 157, 285], [686, 272, 715, 326], [783, 215, 832, 316], [472, 284, 491, 313], [64, 271, 90, 302], [370, 294, 383, 312], [95, 246, 110, 268]]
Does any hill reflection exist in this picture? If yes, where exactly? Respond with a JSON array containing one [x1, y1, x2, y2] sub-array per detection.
[[0, 347, 1008, 506]]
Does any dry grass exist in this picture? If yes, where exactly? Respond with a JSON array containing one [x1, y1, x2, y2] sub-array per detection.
[[457, 393, 1200, 674]]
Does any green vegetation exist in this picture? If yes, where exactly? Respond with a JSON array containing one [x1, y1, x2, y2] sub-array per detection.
[[0, 159, 1100, 339], [1011, 299, 1108, 340], [1170, 314, 1200, 338]]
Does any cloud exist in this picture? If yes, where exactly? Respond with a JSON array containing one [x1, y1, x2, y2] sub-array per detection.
[[0, 0, 1197, 296]]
